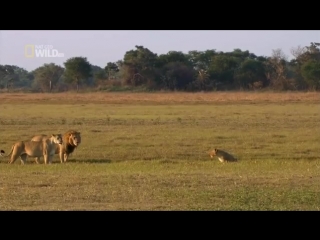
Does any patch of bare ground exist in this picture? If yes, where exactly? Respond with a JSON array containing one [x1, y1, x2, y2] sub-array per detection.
[[0, 91, 319, 104]]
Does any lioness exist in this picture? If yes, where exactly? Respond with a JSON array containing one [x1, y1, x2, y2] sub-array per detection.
[[2, 134, 63, 165], [209, 148, 237, 162], [31, 130, 81, 163]]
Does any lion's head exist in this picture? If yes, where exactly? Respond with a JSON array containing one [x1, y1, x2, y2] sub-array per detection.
[[51, 134, 63, 145], [64, 130, 81, 147], [209, 149, 218, 158]]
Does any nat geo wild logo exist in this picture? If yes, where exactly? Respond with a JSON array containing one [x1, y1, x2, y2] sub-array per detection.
[[24, 44, 65, 58]]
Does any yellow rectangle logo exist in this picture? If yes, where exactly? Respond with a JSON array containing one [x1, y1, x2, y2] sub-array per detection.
[[25, 45, 35, 58]]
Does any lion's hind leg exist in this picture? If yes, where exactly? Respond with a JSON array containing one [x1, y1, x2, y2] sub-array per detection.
[[8, 152, 19, 164], [19, 153, 28, 165], [34, 157, 41, 164]]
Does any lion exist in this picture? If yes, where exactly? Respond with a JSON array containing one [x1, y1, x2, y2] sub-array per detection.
[[1, 134, 63, 165], [208, 148, 238, 162], [31, 134, 60, 163], [31, 130, 81, 163]]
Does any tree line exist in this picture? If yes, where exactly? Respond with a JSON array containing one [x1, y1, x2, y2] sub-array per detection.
[[0, 42, 319, 92]]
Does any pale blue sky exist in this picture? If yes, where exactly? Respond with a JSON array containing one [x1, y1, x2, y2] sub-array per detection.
[[0, 30, 319, 72]]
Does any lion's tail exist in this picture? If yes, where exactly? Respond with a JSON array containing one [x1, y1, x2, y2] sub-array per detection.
[[0, 145, 14, 157], [0, 149, 5, 156]]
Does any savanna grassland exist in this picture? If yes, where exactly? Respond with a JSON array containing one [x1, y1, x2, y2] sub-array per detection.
[[0, 92, 319, 210]]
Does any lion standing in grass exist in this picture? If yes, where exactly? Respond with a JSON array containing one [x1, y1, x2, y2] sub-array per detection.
[[31, 130, 81, 163], [1, 134, 63, 164], [208, 148, 238, 162]]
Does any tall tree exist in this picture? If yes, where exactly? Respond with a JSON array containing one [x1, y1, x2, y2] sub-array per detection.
[[105, 62, 119, 80], [0, 65, 17, 90], [208, 54, 239, 89], [227, 49, 257, 60], [301, 60, 320, 90], [159, 62, 195, 90], [290, 43, 320, 90], [122, 46, 157, 86], [157, 51, 192, 68], [187, 50, 216, 71], [63, 57, 92, 92], [90, 65, 106, 86], [32, 63, 64, 92], [193, 69, 210, 91], [265, 49, 291, 90], [234, 59, 267, 89]]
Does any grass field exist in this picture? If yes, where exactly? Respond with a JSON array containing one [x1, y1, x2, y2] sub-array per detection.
[[0, 92, 319, 210]]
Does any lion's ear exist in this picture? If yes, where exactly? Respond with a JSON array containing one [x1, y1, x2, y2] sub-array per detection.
[[52, 134, 55, 137], [214, 148, 218, 153]]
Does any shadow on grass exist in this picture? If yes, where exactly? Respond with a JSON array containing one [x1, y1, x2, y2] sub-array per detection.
[[290, 157, 320, 161], [67, 159, 113, 164], [159, 160, 179, 164], [0, 159, 113, 164]]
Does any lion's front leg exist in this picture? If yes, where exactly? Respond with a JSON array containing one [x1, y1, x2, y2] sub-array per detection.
[[43, 154, 49, 164], [64, 153, 68, 163], [59, 151, 64, 163]]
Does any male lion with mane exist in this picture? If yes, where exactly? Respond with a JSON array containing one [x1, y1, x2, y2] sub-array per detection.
[[31, 130, 81, 163], [1, 134, 63, 164]]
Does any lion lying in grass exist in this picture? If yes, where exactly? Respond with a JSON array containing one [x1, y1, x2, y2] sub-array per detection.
[[208, 148, 238, 162], [31, 130, 81, 163], [1, 134, 63, 164]]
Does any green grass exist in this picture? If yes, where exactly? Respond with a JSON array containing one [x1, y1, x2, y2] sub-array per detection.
[[0, 93, 319, 210]]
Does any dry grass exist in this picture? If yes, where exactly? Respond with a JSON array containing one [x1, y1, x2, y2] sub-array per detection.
[[0, 91, 318, 104], [0, 92, 319, 210]]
